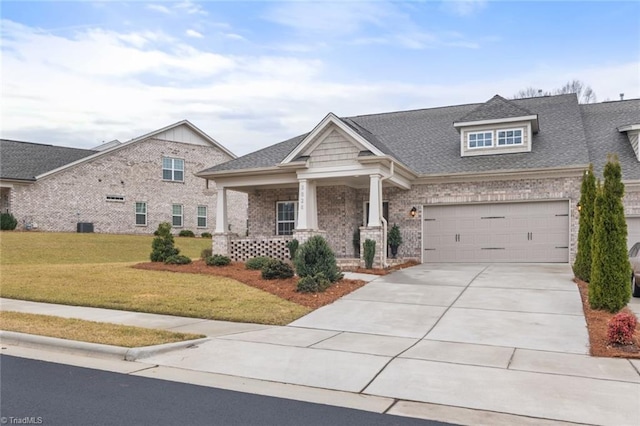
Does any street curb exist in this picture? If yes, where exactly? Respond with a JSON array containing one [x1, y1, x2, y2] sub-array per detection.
[[0, 331, 209, 361]]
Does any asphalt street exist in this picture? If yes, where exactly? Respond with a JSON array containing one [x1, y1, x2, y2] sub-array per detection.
[[0, 355, 453, 426]]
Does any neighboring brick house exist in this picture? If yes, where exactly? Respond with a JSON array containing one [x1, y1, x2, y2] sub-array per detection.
[[197, 94, 640, 267], [0, 121, 247, 235]]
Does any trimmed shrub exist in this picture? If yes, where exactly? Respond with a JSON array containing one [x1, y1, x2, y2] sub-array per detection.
[[201, 232, 212, 238], [607, 312, 637, 345], [261, 259, 294, 280], [573, 164, 596, 282], [205, 254, 231, 266], [297, 273, 331, 293], [0, 213, 17, 230], [200, 248, 213, 259], [293, 235, 343, 283], [178, 230, 195, 238], [363, 239, 375, 269], [286, 239, 299, 261], [150, 222, 179, 262], [164, 254, 192, 265], [589, 156, 631, 312], [245, 256, 273, 270]]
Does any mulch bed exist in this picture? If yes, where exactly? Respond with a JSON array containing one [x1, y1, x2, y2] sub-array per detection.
[[133, 260, 367, 309], [575, 278, 640, 358]]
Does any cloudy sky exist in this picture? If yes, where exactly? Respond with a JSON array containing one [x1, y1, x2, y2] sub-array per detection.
[[1, 1, 639, 156]]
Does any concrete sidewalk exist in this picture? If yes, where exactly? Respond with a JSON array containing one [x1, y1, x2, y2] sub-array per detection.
[[2, 263, 640, 426]]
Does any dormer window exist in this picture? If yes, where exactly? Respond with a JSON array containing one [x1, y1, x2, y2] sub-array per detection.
[[497, 129, 523, 146], [468, 132, 493, 149]]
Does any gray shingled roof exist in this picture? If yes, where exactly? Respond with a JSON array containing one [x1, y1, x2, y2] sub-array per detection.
[[199, 134, 307, 174], [455, 94, 535, 123], [200, 93, 603, 177], [580, 100, 640, 181], [0, 139, 97, 181]]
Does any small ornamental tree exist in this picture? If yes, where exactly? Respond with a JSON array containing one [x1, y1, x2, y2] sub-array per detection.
[[293, 235, 343, 283], [573, 164, 596, 282], [150, 222, 180, 262], [589, 156, 631, 312]]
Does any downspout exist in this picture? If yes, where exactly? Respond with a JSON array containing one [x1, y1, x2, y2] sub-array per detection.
[[379, 161, 394, 268]]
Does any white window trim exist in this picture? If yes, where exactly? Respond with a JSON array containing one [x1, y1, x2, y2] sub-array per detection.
[[172, 204, 183, 228], [497, 128, 524, 146], [197, 205, 207, 228], [467, 131, 493, 149], [135, 202, 147, 226], [162, 157, 185, 182], [276, 201, 297, 236]]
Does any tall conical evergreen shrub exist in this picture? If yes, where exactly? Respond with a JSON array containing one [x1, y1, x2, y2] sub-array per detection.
[[573, 164, 596, 282], [589, 155, 631, 312]]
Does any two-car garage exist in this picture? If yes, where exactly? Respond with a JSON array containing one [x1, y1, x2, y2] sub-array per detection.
[[422, 201, 570, 263]]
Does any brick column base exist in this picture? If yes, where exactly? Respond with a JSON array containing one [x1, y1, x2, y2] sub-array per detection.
[[212, 233, 233, 256], [293, 229, 327, 246], [359, 226, 384, 269]]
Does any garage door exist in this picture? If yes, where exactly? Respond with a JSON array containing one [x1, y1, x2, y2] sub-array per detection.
[[628, 217, 640, 250], [423, 201, 569, 263]]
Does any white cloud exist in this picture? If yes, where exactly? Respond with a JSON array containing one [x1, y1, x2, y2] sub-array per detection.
[[1, 19, 638, 158], [147, 4, 170, 14], [186, 29, 204, 38], [175, 1, 208, 16]]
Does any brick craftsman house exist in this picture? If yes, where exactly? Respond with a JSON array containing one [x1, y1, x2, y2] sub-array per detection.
[[0, 121, 247, 235], [197, 94, 640, 267]]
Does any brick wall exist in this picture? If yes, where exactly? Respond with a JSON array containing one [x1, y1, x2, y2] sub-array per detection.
[[11, 138, 247, 235], [242, 177, 640, 264]]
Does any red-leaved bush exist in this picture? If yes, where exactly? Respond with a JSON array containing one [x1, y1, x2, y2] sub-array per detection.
[[607, 312, 638, 345]]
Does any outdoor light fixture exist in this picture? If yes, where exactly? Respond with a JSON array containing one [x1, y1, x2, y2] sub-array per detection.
[[410, 207, 417, 217], [577, 202, 582, 213]]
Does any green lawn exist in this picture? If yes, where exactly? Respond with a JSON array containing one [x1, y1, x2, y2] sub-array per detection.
[[0, 311, 205, 348], [0, 232, 310, 325]]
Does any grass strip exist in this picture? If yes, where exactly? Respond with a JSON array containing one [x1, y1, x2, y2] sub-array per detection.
[[0, 311, 205, 348], [0, 263, 310, 325]]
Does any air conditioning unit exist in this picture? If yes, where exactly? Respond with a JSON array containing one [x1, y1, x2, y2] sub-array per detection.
[[77, 222, 94, 233]]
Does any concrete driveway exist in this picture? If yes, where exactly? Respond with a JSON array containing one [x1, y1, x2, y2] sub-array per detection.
[[141, 263, 639, 425], [291, 263, 589, 354]]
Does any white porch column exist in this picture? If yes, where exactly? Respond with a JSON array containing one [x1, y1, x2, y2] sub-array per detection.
[[367, 174, 382, 227], [296, 179, 318, 230], [215, 186, 228, 233]]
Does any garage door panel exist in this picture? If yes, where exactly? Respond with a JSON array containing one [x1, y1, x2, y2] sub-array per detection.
[[423, 201, 569, 263]]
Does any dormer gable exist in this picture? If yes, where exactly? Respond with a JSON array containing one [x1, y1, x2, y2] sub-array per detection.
[[618, 124, 640, 161], [454, 95, 539, 157]]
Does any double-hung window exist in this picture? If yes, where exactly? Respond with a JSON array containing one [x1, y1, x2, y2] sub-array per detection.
[[468, 131, 493, 149], [197, 206, 207, 228], [172, 204, 183, 227], [497, 129, 523, 146], [135, 202, 147, 226], [276, 201, 297, 236], [163, 157, 184, 182]]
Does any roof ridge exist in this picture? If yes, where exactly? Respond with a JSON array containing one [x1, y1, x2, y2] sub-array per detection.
[[456, 94, 534, 123]]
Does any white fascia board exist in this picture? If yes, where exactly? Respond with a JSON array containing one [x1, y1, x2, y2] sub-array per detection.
[[618, 124, 640, 133], [195, 166, 282, 179], [454, 115, 539, 131], [212, 172, 298, 188], [281, 113, 385, 164], [357, 155, 417, 179], [414, 164, 588, 184], [297, 164, 379, 180], [37, 120, 234, 180]]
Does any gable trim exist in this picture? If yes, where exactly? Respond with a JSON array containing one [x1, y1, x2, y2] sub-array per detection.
[[281, 113, 385, 164], [454, 115, 539, 132]]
